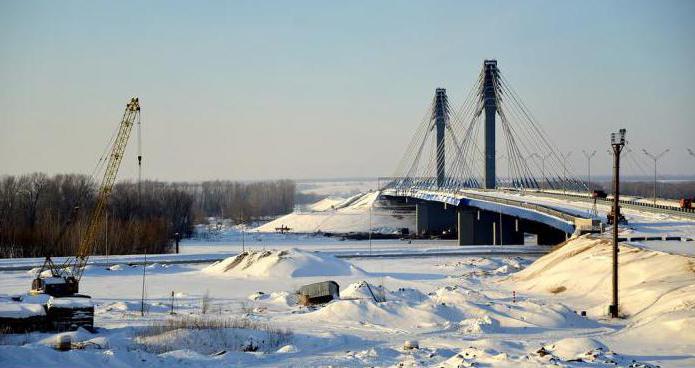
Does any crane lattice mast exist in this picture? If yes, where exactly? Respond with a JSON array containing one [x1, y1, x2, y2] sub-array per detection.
[[34, 97, 140, 295]]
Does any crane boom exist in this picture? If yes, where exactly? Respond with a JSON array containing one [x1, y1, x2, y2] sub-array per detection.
[[33, 97, 140, 296], [70, 97, 140, 280]]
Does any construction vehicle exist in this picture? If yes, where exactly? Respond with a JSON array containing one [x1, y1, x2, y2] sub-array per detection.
[[591, 190, 608, 199], [28, 97, 141, 331], [607, 206, 627, 226]]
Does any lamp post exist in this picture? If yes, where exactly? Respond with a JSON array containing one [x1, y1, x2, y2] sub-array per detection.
[[530, 153, 551, 189], [609, 128, 626, 318], [582, 150, 597, 191], [497, 153, 506, 187], [642, 148, 670, 206]]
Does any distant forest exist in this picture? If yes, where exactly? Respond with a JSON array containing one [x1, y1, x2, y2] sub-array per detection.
[[593, 181, 695, 200], [0, 174, 295, 258]]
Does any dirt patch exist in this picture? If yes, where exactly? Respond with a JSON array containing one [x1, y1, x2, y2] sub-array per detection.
[[549, 286, 567, 294]]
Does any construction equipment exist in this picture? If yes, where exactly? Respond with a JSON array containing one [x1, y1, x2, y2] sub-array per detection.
[[28, 97, 141, 331], [607, 206, 627, 225]]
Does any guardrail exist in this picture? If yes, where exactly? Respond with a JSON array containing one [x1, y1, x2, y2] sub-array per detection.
[[525, 190, 695, 220]]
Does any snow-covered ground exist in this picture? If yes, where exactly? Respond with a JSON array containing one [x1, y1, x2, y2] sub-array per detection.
[[256, 191, 414, 234], [2, 234, 694, 367]]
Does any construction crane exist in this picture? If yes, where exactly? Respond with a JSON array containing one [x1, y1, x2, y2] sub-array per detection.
[[31, 97, 141, 297]]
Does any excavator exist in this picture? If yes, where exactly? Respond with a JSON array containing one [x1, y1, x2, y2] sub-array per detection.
[[27, 97, 141, 331]]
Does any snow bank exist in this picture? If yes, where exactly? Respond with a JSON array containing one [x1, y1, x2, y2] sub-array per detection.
[[307, 196, 346, 212], [510, 235, 695, 347], [304, 299, 446, 331], [542, 337, 607, 360], [254, 191, 413, 233], [203, 248, 365, 278], [341, 281, 389, 302]]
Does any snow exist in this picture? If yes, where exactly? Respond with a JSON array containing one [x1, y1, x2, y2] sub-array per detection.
[[47, 296, 93, 309], [254, 191, 413, 234], [0, 301, 45, 318], [543, 337, 607, 361], [1, 228, 694, 366], [306, 196, 346, 212], [203, 248, 365, 278], [510, 235, 695, 355]]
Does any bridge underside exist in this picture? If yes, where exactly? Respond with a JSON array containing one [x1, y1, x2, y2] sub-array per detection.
[[397, 197, 570, 246]]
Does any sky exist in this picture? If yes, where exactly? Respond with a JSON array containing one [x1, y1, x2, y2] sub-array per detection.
[[1, 0, 694, 182]]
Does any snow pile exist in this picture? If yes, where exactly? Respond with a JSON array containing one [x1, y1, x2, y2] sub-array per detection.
[[303, 299, 446, 331], [440, 342, 660, 368], [307, 196, 346, 212], [341, 281, 390, 302], [247, 291, 298, 306], [203, 248, 365, 278], [98, 301, 170, 314], [541, 337, 607, 361], [510, 235, 695, 349], [254, 191, 413, 233]]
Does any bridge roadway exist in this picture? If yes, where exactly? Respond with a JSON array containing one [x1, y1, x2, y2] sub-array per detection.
[[381, 187, 695, 245], [382, 187, 600, 236]]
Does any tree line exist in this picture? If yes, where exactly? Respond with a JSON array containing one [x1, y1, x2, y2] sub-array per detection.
[[592, 180, 695, 200], [0, 174, 296, 258], [186, 180, 295, 222]]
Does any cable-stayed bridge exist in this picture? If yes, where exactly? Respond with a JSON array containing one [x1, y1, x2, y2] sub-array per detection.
[[381, 60, 694, 246]]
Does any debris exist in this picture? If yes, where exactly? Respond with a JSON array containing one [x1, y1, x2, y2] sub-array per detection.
[[403, 340, 419, 350]]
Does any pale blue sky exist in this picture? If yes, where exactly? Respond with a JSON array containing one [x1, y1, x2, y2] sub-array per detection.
[[1, 0, 693, 181]]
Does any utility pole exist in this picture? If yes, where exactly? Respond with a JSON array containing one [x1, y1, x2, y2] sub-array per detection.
[[561, 151, 572, 193], [104, 210, 109, 268], [609, 128, 626, 318], [582, 150, 597, 191], [369, 193, 373, 256], [642, 148, 670, 206]]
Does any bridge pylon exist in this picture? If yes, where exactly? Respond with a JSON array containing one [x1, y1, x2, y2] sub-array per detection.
[[483, 60, 498, 189], [432, 88, 449, 188], [388, 59, 588, 194]]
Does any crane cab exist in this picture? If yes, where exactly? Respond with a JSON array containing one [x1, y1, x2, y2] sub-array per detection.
[[31, 276, 79, 297]]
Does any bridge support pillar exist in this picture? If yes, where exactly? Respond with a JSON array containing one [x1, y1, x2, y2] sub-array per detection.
[[457, 207, 524, 246], [536, 227, 568, 246], [522, 220, 569, 246], [416, 201, 457, 237]]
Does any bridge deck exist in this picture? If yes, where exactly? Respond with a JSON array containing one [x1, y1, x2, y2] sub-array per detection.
[[383, 187, 695, 242]]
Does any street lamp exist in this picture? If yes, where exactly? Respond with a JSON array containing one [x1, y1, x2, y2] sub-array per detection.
[[582, 150, 597, 191], [609, 128, 626, 319], [642, 148, 670, 206], [530, 153, 551, 189], [497, 153, 507, 187]]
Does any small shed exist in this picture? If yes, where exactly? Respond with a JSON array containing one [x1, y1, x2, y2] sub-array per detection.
[[298, 281, 339, 306]]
